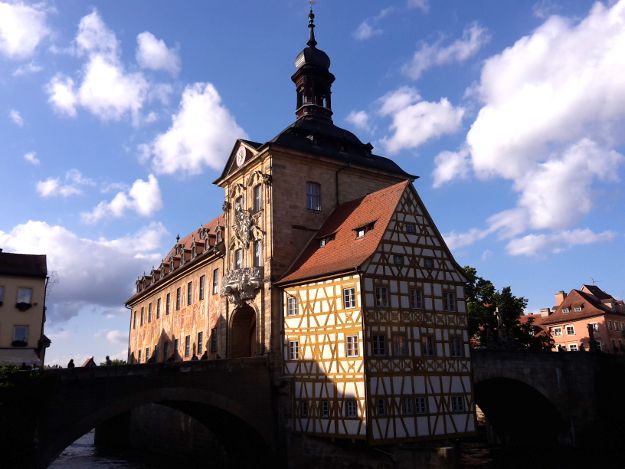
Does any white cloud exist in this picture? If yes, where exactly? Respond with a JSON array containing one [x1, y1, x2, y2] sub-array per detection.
[[432, 148, 470, 188], [46, 10, 149, 123], [404, 23, 489, 79], [136, 31, 180, 75], [24, 152, 40, 166], [407, 0, 429, 13], [0, 1, 49, 59], [36, 169, 94, 198], [145, 83, 247, 175], [9, 109, 23, 126], [13, 61, 43, 76], [354, 21, 381, 41], [444, 228, 490, 250], [106, 330, 128, 345], [0, 221, 166, 322], [378, 87, 464, 154], [506, 229, 615, 257], [345, 110, 371, 132], [82, 174, 162, 223]]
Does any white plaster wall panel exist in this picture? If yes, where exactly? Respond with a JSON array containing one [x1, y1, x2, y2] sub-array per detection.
[[417, 417, 428, 435], [433, 284, 442, 296]]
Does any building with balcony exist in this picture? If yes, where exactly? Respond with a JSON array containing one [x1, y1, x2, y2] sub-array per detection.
[[0, 250, 50, 366], [126, 9, 474, 443], [539, 285, 625, 352]]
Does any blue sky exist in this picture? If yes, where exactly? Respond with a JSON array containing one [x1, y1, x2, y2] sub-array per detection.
[[1, 0, 624, 365]]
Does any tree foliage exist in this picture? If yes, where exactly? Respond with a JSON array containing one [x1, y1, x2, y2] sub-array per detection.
[[464, 266, 553, 351]]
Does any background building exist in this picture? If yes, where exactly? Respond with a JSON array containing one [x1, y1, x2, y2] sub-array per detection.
[[539, 285, 625, 352], [127, 9, 474, 443], [0, 250, 50, 366]]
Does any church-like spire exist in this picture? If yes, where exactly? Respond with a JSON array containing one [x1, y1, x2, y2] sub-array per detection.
[[291, 6, 335, 121]]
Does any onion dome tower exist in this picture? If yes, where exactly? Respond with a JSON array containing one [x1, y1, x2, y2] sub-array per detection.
[[291, 7, 335, 121]]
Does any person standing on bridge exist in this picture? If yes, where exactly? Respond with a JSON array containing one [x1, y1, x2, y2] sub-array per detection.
[[67, 359, 75, 368]]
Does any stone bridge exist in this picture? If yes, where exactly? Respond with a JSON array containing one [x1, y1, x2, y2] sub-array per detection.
[[471, 350, 625, 447], [0, 357, 281, 469]]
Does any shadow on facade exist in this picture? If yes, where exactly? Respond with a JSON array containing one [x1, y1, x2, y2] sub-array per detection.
[[230, 305, 256, 358], [474, 377, 565, 446]]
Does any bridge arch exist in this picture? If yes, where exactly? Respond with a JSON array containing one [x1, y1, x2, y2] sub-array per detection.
[[44, 385, 275, 468], [474, 377, 566, 445]]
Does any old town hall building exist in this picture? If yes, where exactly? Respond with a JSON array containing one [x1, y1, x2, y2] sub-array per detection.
[[127, 10, 475, 443]]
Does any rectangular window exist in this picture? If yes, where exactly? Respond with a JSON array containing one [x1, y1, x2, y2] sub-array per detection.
[[197, 331, 204, 355], [405, 223, 417, 234], [306, 181, 321, 211], [16, 287, 33, 305], [156, 298, 161, 319], [320, 400, 329, 418], [140, 307, 144, 326], [451, 396, 465, 413], [415, 396, 427, 414], [187, 281, 193, 305], [13, 325, 28, 344], [212, 269, 219, 294], [148, 303, 152, 322], [450, 336, 464, 357], [443, 291, 457, 312], [424, 258, 434, 269], [199, 275, 205, 300], [376, 398, 387, 416], [553, 327, 562, 337], [253, 240, 262, 267], [234, 249, 243, 269], [375, 286, 388, 307], [133, 311, 137, 329], [343, 287, 356, 309], [345, 399, 358, 418], [393, 334, 408, 357], [574, 306, 582, 312], [589, 323, 599, 332], [608, 321, 614, 330], [210, 328, 218, 353], [0, 285, 4, 304], [176, 287, 181, 310], [166, 293, 171, 315], [253, 184, 263, 213], [569, 344, 578, 351], [566, 325, 575, 335], [421, 334, 435, 357], [287, 297, 298, 316], [409, 288, 423, 309], [288, 340, 299, 360], [562, 307, 570, 314], [402, 398, 414, 415], [145, 347, 149, 362], [299, 401, 309, 417], [393, 254, 404, 265], [346, 335, 359, 357], [372, 335, 386, 356], [184, 335, 191, 357]]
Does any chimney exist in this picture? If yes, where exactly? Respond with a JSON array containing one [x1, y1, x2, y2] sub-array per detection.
[[539, 307, 551, 317], [554, 290, 567, 306]]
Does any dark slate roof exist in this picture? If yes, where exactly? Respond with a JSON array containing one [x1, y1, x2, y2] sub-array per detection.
[[582, 284, 612, 301], [0, 252, 47, 278], [268, 116, 416, 180]]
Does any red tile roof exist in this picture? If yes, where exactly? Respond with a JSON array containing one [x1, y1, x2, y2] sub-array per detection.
[[278, 180, 409, 284], [162, 215, 224, 262], [541, 287, 624, 325]]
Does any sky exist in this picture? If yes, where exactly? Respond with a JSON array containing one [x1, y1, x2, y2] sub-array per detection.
[[1, 0, 624, 366]]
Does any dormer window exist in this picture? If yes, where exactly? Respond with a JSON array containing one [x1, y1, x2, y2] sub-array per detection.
[[574, 306, 582, 312], [319, 233, 335, 247], [355, 222, 375, 239], [562, 307, 570, 314]]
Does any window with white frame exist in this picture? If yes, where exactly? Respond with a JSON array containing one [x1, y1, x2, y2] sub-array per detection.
[[372, 335, 386, 356], [443, 291, 457, 312], [156, 298, 161, 319], [197, 331, 203, 355], [415, 396, 427, 414], [253, 240, 263, 267], [287, 296, 298, 316], [253, 184, 263, 213], [409, 288, 423, 309], [553, 327, 562, 337], [589, 323, 599, 332], [184, 335, 191, 357], [566, 325, 575, 335], [12, 325, 28, 345], [16, 287, 33, 305], [320, 400, 329, 418], [569, 344, 578, 351], [451, 396, 465, 412], [375, 286, 388, 307], [346, 335, 359, 357], [343, 287, 355, 308], [199, 275, 205, 300], [562, 307, 570, 313], [212, 269, 219, 294], [176, 287, 181, 310], [345, 399, 358, 418], [288, 340, 299, 360], [574, 306, 582, 312], [306, 181, 321, 211]]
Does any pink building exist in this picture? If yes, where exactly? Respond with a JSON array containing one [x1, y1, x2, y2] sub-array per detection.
[[539, 285, 625, 353]]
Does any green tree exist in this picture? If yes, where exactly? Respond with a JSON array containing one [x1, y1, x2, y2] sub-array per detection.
[[99, 358, 127, 366], [463, 266, 553, 351]]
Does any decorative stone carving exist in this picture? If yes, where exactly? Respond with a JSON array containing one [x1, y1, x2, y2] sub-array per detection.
[[221, 267, 263, 306], [233, 205, 253, 248]]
